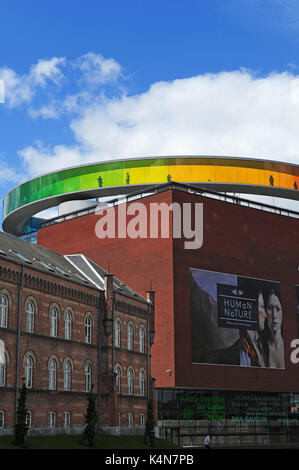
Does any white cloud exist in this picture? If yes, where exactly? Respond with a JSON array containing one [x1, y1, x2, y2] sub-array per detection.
[[0, 57, 65, 108], [16, 69, 299, 183], [30, 57, 65, 87], [75, 52, 122, 86]]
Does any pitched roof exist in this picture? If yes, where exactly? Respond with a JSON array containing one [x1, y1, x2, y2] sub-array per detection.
[[0, 232, 149, 304]]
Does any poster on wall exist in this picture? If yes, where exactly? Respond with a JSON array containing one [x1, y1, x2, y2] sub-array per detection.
[[190, 268, 284, 369]]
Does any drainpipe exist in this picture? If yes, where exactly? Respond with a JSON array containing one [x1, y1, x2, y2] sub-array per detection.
[[97, 296, 102, 433], [15, 265, 24, 422], [146, 290, 155, 402]]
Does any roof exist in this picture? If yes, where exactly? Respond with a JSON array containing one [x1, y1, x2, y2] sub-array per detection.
[[0, 232, 149, 304], [66, 254, 149, 304]]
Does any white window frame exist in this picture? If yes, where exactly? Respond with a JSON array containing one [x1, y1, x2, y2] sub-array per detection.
[[140, 413, 145, 427], [63, 411, 71, 427], [127, 323, 133, 351], [49, 359, 57, 390], [128, 412, 134, 427], [0, 295, 8, 328], [115, 366, 121, 394], [25, 301, 35, 333], [84, 364, 92, 392], [127, 368, 134, 395], [64, 361, 72, 391], [64, 311, 72, 340], [139, 327, 145, 353], [49, 411, 56, 428], [115, 320, 121, 348], [50, 307, 58, 337], [139, 370, 145, 396], [24, 356, 33, 389], [85, 316, 92, 344]]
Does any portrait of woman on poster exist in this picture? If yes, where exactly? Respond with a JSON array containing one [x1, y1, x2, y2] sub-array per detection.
[[239, 290, 267, 368], [266, 289, 284, 369]]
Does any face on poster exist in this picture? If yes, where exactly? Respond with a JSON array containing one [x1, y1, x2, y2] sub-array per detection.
[[190, 268, 284, 369]]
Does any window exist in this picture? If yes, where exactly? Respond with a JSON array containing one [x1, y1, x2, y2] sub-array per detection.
[[85, 315, 92, 344], [64, 361, 72, 391], [63, 412, 71, 427], [140, 413, 145, 427], [26, 411, 32, 428], [0, 411, 4, 428], [25, 301, 35, 333], [24, 356, 33, 388], [115, 366, 121, 394], [115, 320, 121, 348], [64, 311, 72, 340], [49, 411, 56, 428], [118, 413, 121, 427], [49, 359, 57, 390], [127, 368, 134, 395], [139, 327, 145, 353], [84, 364, 92, 392], [128, 413, 134, 427], [127, 323, 133, 350], [0, 295, 8, 328], [0, 351, 6, 387], [50, 307, 58, 337], [139, 370, 145, 396]]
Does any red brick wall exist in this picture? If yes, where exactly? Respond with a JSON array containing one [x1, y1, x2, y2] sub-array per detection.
[[37, 188, 299, 392], [38, 191, 176, 388]]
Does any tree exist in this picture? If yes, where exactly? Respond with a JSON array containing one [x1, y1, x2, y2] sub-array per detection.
[[82, 385, 97, 447], [144, 399, 155, 447], [14, 380, 29, 447]]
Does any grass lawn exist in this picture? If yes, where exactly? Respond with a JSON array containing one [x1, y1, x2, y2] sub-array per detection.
[[0, 434, 182, 450]]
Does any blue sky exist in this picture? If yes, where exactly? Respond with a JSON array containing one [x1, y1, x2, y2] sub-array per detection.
[[1, 0, 299, 219]]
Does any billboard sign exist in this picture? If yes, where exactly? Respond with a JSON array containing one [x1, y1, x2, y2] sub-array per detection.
[[190, 268, 284, 369]]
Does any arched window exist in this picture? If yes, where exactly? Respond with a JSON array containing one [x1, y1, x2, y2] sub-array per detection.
[[139, 370, 145, 396], [115, 320, 121, 348], [64, 311, 72, 340], [50, 307, 58, 337], [25, 301, 35, 333], [115, 366, 121, 394], [85, 315, 92, 344], [49, 359, 57, 390], [127, 323, 133, 350], [0, 295, 8, 328], [127, 368, 134, 395], [64, 361, 72, 391], [84, 363, 92, 392], [24, 356, 33, 388], [139, 327, 145, 353]]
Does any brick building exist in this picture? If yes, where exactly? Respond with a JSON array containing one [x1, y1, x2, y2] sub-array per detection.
[[0, 232, 155, 436], [33, 182, 299, 446]]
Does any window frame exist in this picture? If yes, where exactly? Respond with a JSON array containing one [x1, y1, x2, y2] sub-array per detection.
[[0, 295, 8, 328], [49, 359, 57, 390], [50, 307, 58, 337], [25, 300, 35, 333]]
